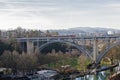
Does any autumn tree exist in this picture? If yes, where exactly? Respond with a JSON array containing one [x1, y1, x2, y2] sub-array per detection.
[[105, 46, 120, 64], [77, 54, 91, 71]]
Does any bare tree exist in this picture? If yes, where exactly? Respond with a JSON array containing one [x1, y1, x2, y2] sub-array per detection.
[[17, 52, 37, 74], [0, 50, 19, 74]]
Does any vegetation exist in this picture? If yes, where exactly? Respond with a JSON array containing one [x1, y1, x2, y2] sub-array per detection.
[[1, 40, 120, 75], [0, 51, 37, 75], [0, 47, 90, 75], [77, 54, 91, 71], [0, 39, 21, 55], [101, 45, 120, 66], [0, 27, 58, 38], [0, 27, 120, 76], [0, 40, 14, 55], [40, 42, 77, 53]]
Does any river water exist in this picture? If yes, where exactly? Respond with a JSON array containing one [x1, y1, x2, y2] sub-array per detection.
[[76, 63, 120, 80], [75, 71, 108, 80], [29, 63, 120, 80]]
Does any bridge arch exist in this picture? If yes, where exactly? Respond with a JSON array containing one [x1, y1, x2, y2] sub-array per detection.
[[96, 41, 120, 64], [39, 40, 93, 60]]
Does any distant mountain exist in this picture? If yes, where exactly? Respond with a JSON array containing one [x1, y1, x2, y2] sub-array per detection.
[[69, 27, 120, 33], [49, 27, 120, 36]]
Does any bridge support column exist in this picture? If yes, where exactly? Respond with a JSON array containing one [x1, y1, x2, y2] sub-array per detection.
[[93, 38, 98, 62], [27, 40, 34, 54]]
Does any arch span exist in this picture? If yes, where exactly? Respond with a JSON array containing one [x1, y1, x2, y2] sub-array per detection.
[[96, 41, 120, 64], [39, 40, 93, 60]]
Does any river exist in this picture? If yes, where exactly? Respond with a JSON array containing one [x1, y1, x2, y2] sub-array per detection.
[[75, 71, 109, 80], [29, 64, 120, 80], [75, 63, 120, 80]]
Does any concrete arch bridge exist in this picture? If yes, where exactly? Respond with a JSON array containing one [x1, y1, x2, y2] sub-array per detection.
[[16, 35, 120, 64]]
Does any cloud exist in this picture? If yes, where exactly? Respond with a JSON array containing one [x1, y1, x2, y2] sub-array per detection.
[[0, 0, 120, 30]]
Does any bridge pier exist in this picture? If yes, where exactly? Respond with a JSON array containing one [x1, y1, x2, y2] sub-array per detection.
[[27, 40, 34, 54], [93, 38, 98, 62]]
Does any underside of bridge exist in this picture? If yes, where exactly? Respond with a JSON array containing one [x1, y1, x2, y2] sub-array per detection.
[[39, 40, 93, 60]]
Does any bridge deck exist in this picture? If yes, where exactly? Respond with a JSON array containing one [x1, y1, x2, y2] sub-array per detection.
[[16, 36, 120, 42]]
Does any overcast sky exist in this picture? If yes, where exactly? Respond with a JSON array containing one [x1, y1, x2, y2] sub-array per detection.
[[0, 0, 120, 30]]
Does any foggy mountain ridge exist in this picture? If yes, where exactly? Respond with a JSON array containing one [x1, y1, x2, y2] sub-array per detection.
[[49, 27, 120, 34]]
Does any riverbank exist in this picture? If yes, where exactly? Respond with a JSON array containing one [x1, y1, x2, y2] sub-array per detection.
[[109, 71, 120, 80]]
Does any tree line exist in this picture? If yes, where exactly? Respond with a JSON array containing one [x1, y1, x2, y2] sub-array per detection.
[[0, 48, 82, 75], [0, 27, 58, 38]]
